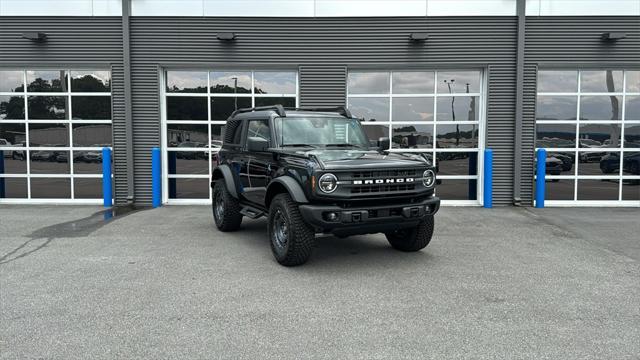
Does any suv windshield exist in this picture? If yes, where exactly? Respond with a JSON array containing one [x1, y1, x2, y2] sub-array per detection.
[[274, 117, 370, 148]]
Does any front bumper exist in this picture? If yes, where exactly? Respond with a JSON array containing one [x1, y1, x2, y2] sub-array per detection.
[[299, 196, 440, 236]]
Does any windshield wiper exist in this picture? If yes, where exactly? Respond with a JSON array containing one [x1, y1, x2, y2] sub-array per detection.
[[324, 143, 365, 149], [282, 144, 317, 148]]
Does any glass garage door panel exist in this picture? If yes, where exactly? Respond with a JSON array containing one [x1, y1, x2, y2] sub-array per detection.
[[535, 69, 640, 206], [0, 69, 112, 203], [163, 70, 298, 203], [348, 70, 485, 203]]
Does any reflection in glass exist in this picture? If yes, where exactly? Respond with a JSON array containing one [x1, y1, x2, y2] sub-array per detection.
[[436, 124, 478, 149], [27, 70, 67, 92], [0, 71, 24, 92], [537, 70, 578, 93], [577, 179, 619, 200], [30, 150, 70, 174], [0, 151, 27, 174], [626, 71, 640, 93], [167, 124, 208, 147], [166, 71, 207, 93], [70, 71, 111, 92], [543, 179, 574, 200], [392, 71, 434, 94], [536, 96, 577, 120], [392, 98, 434, 121], [392, 125, 432, 149], [348, 72, 389, 94], [166, 97, 207, 120], [71, 96, 111, 120], [622, 152, 640, 175], [625, 96, 640, 121], [167, 152, 208, 175], [210, 72, 251, 93], [580, 96, 622, 120], [73, 154, 103, 174], [436, 152, 478, 176], [211, 97, 251, 120], [580, 70, 623, 93], [436, 179, 477, 200], [436, 71, 481, 94], [254, 72, 296, 94], [436, 96, 478, 121], [74, 178, 103, 199], [72, 124, 112, 147], [28, 96, 68, 120], [168, 178, 209, 199], [591, 152, 621, 175], [0, 177, 28, 198], [546, 151, 575, 175], [211, 125, 225, 149], [0, 123, 26, 145], [622, 180, 640, 201], [348, 97, 389, 122], [30, 178, 71, 198], [579, 124, 621, 148], [624, 124, 640, 148], [362, 124, 389, 147], [254, 97, 295, 108], [28, 123, 69, 147], [0, 96, 25, 120], [536, 123, 576, 148]]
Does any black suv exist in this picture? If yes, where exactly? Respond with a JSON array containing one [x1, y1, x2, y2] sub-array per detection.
[[211, 105, 440, 266]]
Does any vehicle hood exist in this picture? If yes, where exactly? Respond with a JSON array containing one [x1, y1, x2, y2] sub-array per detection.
[[292, 149, 430, 170]]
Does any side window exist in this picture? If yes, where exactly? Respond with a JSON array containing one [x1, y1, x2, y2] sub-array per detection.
[[247, 119, 271, 142]]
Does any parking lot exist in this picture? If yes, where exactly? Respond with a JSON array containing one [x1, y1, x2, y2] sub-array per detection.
[[1, 205, 639, 359]]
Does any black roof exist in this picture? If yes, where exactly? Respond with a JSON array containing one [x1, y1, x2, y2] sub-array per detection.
[[229, 105, 353, 120]]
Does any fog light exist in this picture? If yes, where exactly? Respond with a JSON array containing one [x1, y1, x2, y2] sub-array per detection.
[[324, 212, 340, 222]]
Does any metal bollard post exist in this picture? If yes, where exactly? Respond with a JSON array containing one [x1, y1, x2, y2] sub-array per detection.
[[152, 147, 162, 208], [102, 148, 112, 207], [483, 149, 493, 208], [535, 149, 546, 208]]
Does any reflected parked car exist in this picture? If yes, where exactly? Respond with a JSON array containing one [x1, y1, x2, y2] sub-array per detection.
[[548, 152, 573, 172], [600, 152, 640, 175], [31, 150, 58, 162]]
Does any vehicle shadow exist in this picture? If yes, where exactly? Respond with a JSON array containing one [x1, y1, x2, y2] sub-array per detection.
[[229, 217, 435, 268]]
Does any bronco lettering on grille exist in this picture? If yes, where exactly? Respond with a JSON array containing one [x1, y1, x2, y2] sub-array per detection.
[[353, 178, 415, 185]]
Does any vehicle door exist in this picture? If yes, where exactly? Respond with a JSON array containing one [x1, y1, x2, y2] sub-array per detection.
[[244, 119, 273, 205]]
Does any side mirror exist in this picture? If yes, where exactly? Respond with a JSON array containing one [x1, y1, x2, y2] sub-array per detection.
[[247, 137, 269, 152], [377, 137, 390, 151]]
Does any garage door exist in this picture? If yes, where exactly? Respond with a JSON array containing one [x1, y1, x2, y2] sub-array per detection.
[[0, 69, 112, 203]]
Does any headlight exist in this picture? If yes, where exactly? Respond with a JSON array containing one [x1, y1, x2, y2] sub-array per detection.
[[318, 173, 338, 193], [422, 169, 435, 188]]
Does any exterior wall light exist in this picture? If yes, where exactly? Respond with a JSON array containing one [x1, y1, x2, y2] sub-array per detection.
[[409, 33, 428, 42], [22, 32, 47, 42], [217, 33, 236, 41], [601, 32, 626, 41]]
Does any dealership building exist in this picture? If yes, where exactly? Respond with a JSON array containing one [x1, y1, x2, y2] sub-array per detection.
[[0, 0, 638, 207]]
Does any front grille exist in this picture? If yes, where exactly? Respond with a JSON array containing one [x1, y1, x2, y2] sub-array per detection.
[[352, 184, 416, 194], [336, 168, 424, 195]]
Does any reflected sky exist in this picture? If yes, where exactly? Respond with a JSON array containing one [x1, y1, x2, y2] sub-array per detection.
[[626, 96, 640, 121], [348, 72, 389, 94], [392, 97, 434, 121], [348, 97, 389, 121], [627, 71, 640, 93], [538, 70, 578, 93], [580, 96, 621, 120], [210, 72, 251, 93], [0, 71, 24, 93], [436, 71, 481, 94], [254, 72, 296, 94], [392, 71, 435, 94], [580, 70, 623, 93], [536, 96, 577, 120]]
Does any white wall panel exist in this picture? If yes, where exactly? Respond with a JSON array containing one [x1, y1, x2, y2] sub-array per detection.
[[537, 0, 640, 16], [131, 0, 203, 16], [2, 0, 93, 16], [205, 0, 314, 17], [428, 0, 517, 16], [316, 0, 427, 17], [93, 0, 122, 16]]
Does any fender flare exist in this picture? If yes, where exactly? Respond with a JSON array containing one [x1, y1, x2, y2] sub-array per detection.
[[267, 176, 309, 205], [211, 164, 239, 199]]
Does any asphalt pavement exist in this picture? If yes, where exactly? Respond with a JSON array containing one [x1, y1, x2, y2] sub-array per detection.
[[1, 205, 639, 359]]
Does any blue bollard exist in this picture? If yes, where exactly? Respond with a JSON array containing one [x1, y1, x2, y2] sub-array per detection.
[[152, 147, 162, 208], [102, 148, 112, 207], [535, 149, 546, 208], [0, 150, 5, 198], [483, 149, 493, 208]]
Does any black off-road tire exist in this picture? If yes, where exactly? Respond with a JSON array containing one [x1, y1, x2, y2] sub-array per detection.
[[385, 215, 434, 252], [212, 181, 243, 232], [268, 193, 315, 266]]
